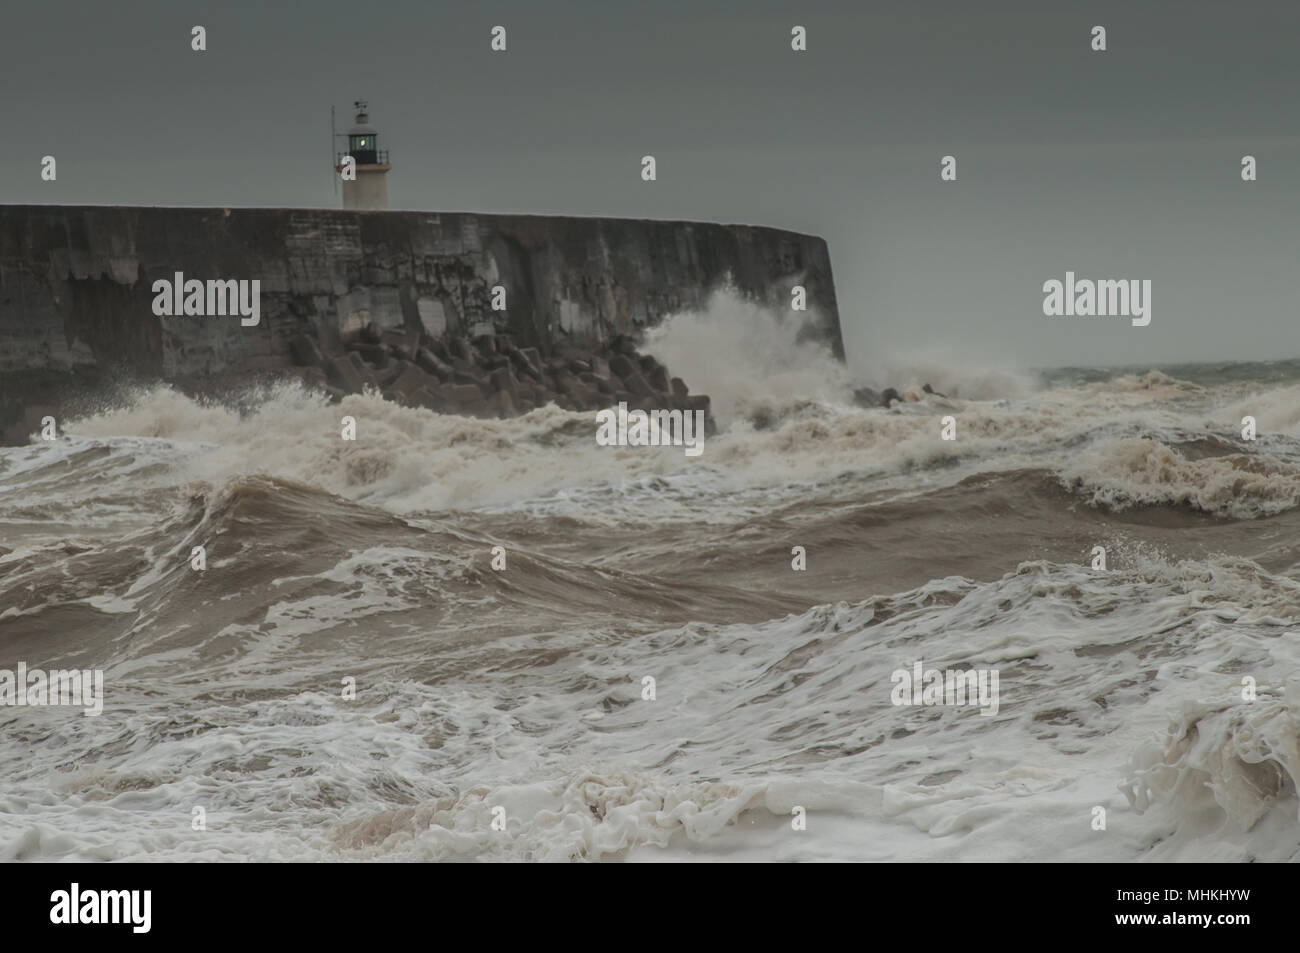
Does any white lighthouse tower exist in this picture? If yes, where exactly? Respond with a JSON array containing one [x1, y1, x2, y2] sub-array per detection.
[[336, 100, 391, 210]]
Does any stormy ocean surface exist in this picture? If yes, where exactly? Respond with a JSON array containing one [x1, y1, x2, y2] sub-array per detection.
[[3, 293, 1300, 862]]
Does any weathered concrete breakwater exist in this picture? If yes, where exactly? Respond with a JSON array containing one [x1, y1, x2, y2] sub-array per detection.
[[0, 206, 841, 443]]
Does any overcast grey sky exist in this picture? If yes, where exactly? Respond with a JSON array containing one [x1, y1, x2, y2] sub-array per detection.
[[3, 0, 1297, 372]]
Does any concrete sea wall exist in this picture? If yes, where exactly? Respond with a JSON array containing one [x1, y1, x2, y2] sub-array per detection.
[[0, 205, 841, 443]]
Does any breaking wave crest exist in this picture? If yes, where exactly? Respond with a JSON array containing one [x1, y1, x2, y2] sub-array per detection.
[[1059, 438, 1300, 518]]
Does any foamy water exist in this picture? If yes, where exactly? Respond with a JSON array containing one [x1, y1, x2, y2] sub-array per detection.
[[3, 292, 1299, 862]]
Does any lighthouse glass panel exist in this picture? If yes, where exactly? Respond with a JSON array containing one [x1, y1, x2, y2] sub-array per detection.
[[348, 135, 377, 164]]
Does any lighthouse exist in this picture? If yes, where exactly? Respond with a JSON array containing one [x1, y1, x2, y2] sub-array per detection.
[[336, 101, 391, 210]]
